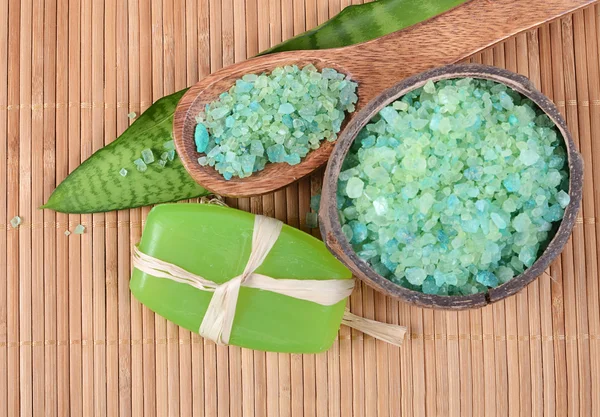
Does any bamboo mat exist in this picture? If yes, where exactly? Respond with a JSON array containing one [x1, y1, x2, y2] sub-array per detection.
[[1, 1, 600, 416]]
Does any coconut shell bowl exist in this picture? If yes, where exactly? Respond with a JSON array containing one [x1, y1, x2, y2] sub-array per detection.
[[319, 64, 583, 310]]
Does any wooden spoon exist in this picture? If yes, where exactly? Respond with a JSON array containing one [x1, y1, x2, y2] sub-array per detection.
[[173, 0, 595, 198]]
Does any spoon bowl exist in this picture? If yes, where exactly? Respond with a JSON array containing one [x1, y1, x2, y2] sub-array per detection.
[[173, 53, 355, 197], [173, 0, 593, 197]]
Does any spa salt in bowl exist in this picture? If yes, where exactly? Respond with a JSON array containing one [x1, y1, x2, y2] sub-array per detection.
[[193, 64, 358, 180], [320, 65, 583, 309]]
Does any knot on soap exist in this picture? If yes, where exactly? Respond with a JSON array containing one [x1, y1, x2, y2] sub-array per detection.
[[200, 215, 283, 344]]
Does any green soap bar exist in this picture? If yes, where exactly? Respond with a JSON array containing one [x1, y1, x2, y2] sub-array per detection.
[[130, 204, 352, 353]]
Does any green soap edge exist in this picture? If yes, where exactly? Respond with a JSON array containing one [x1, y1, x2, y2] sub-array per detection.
[[130, 204, 352, 353]]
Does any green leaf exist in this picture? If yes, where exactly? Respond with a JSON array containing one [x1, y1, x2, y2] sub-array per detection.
[[42, 90, 207, 213], [44, 0, 469, 213], [259, 0, 469, 55]]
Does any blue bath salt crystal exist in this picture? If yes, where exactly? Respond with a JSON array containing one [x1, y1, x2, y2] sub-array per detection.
[[225, 116, 235, 128], [379, 107, 399, 124], [464, 166, 483, 181], [240, 154, 256, 174], [349, 221, 368, 244], [361, 136, 375, 148], [544, 204, 564, 222], [380, 254, 398, 273], [266, 144, 285, 163], [476, 271, 499, 287], [461, 219, 479, 233], [447, 194, 459, 209], [235, 79, 254, 93], [282, 114, 294, 128], [421, 276, 439, 294], [405, 267, 427, 286], [141, 148, 155, 164], [195, 123, 209, 153], [437, 230, 449, 245], [335, 77, 569, 295], [490, 213, 507, 229], [475, 200, 488, 212], [284, 154, 301, 165], [519, 246, 537, 267], [194, 65, 357, 179], [556, 190, 570, 208], [133, 158, 147, 172], [395, 227, 415, 244], [503, 174, 521, 192], [278, 103, 295, 115], [336, 194, 345, 210]]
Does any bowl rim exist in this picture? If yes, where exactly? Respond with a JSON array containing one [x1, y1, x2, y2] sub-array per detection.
[[318, 63, 584, 310]]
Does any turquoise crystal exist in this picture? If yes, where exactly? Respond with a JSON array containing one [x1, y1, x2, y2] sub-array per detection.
[[336, 78, 569, 296], [141, 148, 155, 164], [133, 158, 147, 172], [195, 65, 358, 179], [10, 216, 22, 228], [194, 123, 209, 153]]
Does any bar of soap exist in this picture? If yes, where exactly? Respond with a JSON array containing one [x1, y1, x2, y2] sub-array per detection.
[[130, 204, 352, 353]]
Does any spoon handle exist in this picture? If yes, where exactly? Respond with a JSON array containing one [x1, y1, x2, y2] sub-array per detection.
[[329, 0, 596, 105]]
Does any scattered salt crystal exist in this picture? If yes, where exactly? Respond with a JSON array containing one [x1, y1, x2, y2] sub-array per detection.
[[74, 224, 85, 234], [64, 230, 71, 236], [128, 112, 136, 119], [133, 158, 147, 172], [141, 148, 155, 164], [119, 168, 128, 177], [10, 216, 22, 228]]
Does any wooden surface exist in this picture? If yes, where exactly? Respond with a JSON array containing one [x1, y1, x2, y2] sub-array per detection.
[[2, 1, 600, 416], [174, 0, 595, 197], [320, 63, 584, 310]]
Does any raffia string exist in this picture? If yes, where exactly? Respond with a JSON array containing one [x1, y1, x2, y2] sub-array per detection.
[[133, 214, 407, 347]]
